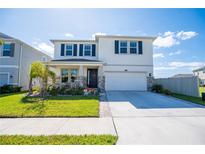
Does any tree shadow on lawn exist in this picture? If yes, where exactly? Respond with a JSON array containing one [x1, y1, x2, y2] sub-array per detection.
[[21, 96, 45, 103], [21, 96, 47, 115], [0, 92, 26, 98], [24, 102, 47, 115]]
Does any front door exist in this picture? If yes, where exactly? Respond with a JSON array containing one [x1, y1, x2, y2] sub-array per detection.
[[87, 69, 98, 88]]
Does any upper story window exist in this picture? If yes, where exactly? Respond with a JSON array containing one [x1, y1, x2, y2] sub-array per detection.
[[66, 44, 73, 56], [2, 43, 12, 56], [41, 56, 47, 62], [119, 41, 127, 53], [130, 41, 137, 54], [84, 44, 91, 56], [115, 40, 142, 55]]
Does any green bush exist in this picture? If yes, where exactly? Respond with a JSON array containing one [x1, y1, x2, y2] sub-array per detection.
[[151, 84, 163, 93], [48, 85, 84, 96], [162, 89, 172, 95], [0, 85, 22, 94], [47, 86, 59, 96]]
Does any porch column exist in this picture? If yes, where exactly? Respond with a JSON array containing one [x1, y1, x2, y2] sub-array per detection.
[[79, 65, 85, 87], [98, 65, 105, 92]]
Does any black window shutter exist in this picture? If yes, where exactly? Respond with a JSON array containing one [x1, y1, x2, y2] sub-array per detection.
[[115, 40, 119, 54], [73, 44, 77, 56], [92, 44, 96, 56], [138, 41, 143, 54], [61, 44, 65, 56], [10, 43, 15, 57], [79, 44, 83, 56]]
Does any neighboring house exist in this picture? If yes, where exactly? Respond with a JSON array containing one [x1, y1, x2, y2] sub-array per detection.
[[48, 35, 156, 91], [0, 32, 51, 90], [193, 66, 205, 86], [171, 74, 194, 78]]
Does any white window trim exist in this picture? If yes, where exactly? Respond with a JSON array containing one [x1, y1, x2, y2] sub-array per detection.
[[2, 43, 12, 57], [119, 40, 128, 54], [0, 65, 19, 68], [65, 44, 74, 56], [118, 41, 140, 55], [60, 68, 79, 83], [83, 44, 92, 57], [129, 41, 138, 54], [0, 43, 11, 58]]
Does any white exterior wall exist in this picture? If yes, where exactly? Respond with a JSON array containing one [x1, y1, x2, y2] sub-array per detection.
[[53, 41, 98, 60], [194, 70, 205, 80], [98, 37, 153, 76], [20, 43, 51, 90]]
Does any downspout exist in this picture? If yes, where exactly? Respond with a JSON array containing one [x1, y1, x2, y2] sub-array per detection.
[[18, 43, 23, 87]]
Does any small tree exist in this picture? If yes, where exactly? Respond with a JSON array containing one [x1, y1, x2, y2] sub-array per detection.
[[0, 39, 4, 45], [29, 62, 55, 97]]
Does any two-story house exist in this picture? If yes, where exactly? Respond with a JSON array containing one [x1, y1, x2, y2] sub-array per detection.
[[0, 32, 51, 90], [193, 66, 205, 86], [48, 35, 156, 91]]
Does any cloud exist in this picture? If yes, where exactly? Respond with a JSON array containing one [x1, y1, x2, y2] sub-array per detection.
[[64, 33, 74, 38], [153, 53, 164, 58], [155, 61, 205, 71], [153, 32, 180, 48], [153, 31, 198, 48], [92, 32, 106, 39], [154, 66, 177, 70], [168, 62, 205, 68], [176, 31, 198, 40], [32, 41, 54, 57], [168, 50, 182, 56]]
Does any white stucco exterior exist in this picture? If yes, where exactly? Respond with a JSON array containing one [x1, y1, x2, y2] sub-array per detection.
[[49, 35, 155, 91]]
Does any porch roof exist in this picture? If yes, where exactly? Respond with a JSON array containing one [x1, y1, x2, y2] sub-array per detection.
[[47, 58, 103, 66]]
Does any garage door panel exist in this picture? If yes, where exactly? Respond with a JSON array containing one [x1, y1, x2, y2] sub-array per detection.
[[105, 72, 147, 91]]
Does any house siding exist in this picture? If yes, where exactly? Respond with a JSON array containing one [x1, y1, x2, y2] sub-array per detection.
[[53, 42, 98, 61]]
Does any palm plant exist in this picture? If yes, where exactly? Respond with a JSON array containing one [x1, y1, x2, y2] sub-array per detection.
[[29, 62, 55, 97]]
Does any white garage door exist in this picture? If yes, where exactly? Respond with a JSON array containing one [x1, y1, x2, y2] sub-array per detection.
[[105, 72, 147, 91]]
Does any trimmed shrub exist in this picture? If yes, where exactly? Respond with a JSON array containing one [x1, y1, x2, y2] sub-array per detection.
[[162, 89, 172, 95], [151, 84, 163, 93], [47, 86, 59, 96], [0, 85, 22, 94], [48, 85, 84, 96]]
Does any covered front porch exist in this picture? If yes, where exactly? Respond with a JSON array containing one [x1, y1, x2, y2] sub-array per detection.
[[47, 59, 105, 91]]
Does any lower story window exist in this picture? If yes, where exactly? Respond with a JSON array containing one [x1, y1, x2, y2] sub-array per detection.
[[71, 69, 78, 82], [61, 68, 78, 83], [61, 69, 69, 83]]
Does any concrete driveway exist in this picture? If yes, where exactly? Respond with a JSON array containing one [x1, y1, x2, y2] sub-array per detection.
[[106, 91, 205, 144]]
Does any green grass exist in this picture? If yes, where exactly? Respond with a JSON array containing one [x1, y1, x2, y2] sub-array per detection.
[[199, 86, 205, 96], [0, 93, 99, 117], [172, 93, 205, 106], [0, 135, 117, 145]]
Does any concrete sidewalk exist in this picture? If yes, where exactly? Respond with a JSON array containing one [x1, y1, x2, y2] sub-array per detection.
[[0, 118, 116, 135]]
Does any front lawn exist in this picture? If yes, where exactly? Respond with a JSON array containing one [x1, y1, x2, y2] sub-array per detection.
[[0, 93, 99, 117], [0, 135, 117, 145], [172, 93, 205, 106]]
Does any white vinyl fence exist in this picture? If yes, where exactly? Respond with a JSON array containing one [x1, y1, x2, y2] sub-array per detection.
[[154, 76, 199, 97]]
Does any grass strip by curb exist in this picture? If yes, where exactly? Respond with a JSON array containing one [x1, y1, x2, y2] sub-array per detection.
[[0, 135, 118, 145]]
